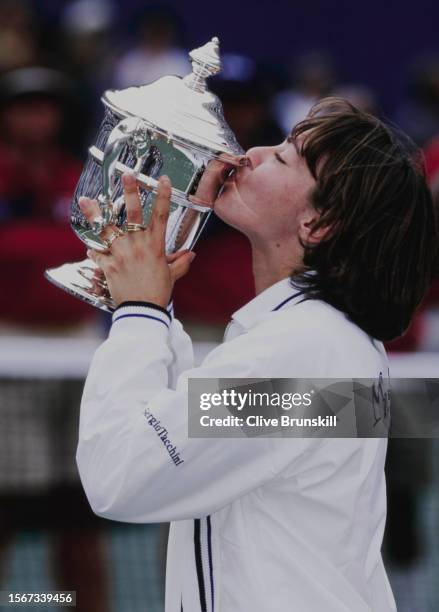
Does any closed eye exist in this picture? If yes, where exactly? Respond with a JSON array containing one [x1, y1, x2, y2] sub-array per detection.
[[275, 152, 287, 164]]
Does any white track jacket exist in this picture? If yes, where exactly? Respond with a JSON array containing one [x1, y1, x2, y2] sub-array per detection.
[[77, 277, 397, 612]]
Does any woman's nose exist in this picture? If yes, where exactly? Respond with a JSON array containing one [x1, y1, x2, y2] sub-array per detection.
[[245, 146, 271, 168]]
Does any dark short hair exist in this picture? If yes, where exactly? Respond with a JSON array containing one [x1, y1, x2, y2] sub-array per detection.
[[292, 97, 438, 341]]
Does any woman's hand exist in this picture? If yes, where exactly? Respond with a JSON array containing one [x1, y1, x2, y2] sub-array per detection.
[[190, 156, 234, 206], [79, 173, 195, 308]]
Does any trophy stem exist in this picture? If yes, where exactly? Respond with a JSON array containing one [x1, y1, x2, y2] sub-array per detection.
[[45, 259, 116, 312]]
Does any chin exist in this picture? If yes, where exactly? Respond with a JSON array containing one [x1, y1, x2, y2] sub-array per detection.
[[213, 193, 237, 226], [213, 185, 251, 234], [213, 188, 229, 215]]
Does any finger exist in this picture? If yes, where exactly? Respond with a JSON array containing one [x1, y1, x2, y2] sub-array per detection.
[[169, 251, 196, 283], [87, 248, 99, 263], [166, 249, 190, 263], [85, 251, 105, 277], [122, 172, 143, 224], [219, 152, 251, 168], [150, 175, 171, 243], [90, 268, 106, 281], [87, 248, 112, 270], [79, 197, 119, 240], [190, 159, 234, 205], [79, 197, 102, 225], [205, 158, 233, 181]]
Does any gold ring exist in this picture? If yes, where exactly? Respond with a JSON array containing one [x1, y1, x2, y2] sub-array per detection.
[[124, 223, 146, 232], [103, 228, 124, 249]]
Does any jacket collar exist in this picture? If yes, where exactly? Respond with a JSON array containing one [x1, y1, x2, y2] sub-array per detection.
[[231, 277, 305, 331]]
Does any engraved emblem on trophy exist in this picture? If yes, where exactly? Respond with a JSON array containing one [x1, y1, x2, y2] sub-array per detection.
[[45, 37, 245, 311]]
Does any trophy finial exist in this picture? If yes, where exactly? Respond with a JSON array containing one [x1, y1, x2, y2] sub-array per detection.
[[183, 36, 222, 92]]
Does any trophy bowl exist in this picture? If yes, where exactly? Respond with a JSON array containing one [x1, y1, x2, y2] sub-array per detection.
[[45, 37, 245, 312]]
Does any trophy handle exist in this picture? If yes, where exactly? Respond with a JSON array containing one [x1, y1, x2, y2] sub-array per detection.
[[98, 116, 152, 227]]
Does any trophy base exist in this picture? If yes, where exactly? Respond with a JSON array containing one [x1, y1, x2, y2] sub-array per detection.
[[45, 259, 115, 313]]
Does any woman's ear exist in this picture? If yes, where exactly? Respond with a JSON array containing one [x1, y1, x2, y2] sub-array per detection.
[[298, 211, 331, 245]]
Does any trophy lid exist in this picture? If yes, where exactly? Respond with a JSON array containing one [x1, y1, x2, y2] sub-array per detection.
[[102, 37, 244, 157]]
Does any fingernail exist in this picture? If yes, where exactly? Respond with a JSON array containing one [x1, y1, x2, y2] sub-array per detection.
[[122, 172, 136, 185], [86, 249, 92, 257], [160, 175, 171, 185], [189, 252, 196, 262]]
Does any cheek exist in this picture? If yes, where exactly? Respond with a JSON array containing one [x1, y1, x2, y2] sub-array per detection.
[[213, 184, 243, 222], [214, 169, 303, 237], [214, 183, 259, 233], [242, 174, 291, 220], [239, 173, 274, 213]]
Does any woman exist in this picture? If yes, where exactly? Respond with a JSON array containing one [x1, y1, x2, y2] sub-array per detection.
[[76, 98, 437, 611]]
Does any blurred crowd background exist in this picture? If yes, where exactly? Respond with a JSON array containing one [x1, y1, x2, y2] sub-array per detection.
[[0, 0, 438, 610]]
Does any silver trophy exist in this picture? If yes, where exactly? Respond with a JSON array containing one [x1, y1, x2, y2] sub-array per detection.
[[45, 37, 244, 311]]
